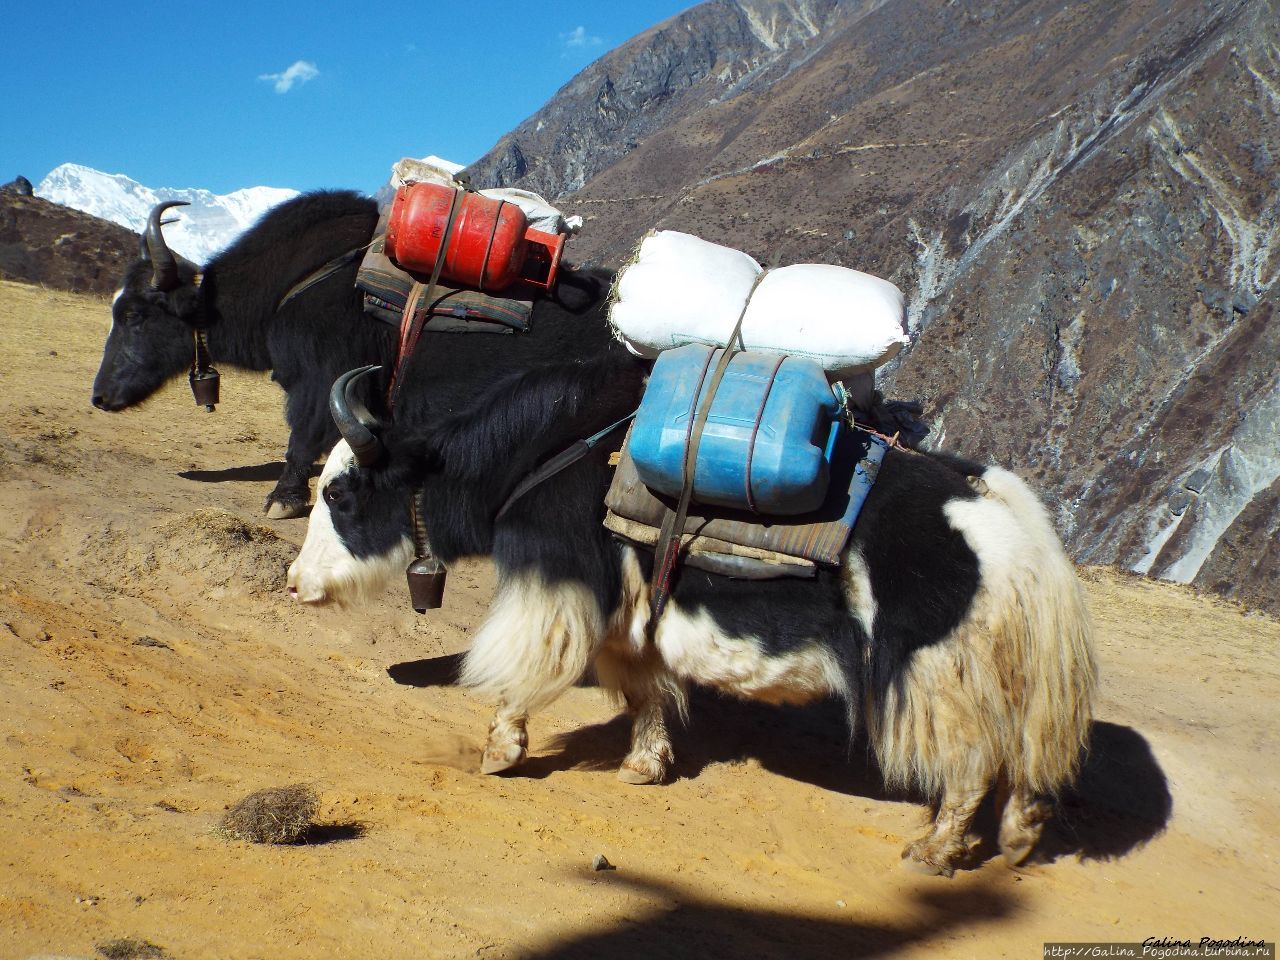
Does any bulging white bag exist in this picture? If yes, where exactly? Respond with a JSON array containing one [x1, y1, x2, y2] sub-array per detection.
[[741, 264, 908, 373], [611, 232, 762, 349], [610, 231, 908, 377]]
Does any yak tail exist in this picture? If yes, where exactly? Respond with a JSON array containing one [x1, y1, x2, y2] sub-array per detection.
[[869, 466, 1097, 799], [459, 574, 602, 715], [983, 466, 1097, 794]]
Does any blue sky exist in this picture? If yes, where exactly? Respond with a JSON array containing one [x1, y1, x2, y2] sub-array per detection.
[[0, 1, 693, 195]]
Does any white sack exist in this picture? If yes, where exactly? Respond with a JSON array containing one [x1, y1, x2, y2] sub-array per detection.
[[609, 232, 908, 376], [611, 232, 762, 357], [740, 264, 908, 374], [392, 156, 465, 188], [481, 187, 582, 237]]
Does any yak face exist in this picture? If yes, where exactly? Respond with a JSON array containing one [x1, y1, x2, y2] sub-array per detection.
[[92, 201, 206, 412], [287, 440, 414, 604], [92, 259, 204, 410]]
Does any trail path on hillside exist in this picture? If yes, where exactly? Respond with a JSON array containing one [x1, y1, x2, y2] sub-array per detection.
[[0, 280, 1276, 959]]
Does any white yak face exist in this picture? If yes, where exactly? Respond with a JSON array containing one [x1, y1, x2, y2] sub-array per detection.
[[286, 440, 412, 604]]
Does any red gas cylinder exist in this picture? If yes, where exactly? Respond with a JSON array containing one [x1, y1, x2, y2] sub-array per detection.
[[383, 181, 566, 297]]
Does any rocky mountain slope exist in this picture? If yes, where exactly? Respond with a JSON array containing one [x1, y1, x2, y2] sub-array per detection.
[[467, 0, 1280, 615], [0, 191, 135, 296], [471, 0, 858, 197], [1, 162, 301, 297]]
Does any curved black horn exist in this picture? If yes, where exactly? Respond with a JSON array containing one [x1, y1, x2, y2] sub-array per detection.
[[138, 218, 180, 261], [145, 200, 189, 291], [329, 365, 385, 466]]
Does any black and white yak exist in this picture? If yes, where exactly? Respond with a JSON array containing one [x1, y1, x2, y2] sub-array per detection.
[[91, 192, 390, 517], [286, 309, 1096, 876]]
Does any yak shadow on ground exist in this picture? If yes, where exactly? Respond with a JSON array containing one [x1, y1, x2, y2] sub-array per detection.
[[180, 462, 284, 483], [522, 872, 1016, 960], [387, 653, 465, 687], [384, 659, 1172, 868], [178, 462, 323, 484], [1039, 720, 1173, 863]]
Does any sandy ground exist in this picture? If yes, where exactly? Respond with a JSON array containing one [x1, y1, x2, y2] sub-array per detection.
[[0, 278, 1277, 960]]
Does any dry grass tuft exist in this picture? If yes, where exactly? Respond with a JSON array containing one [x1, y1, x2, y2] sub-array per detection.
[[97, 938, 170, 959], [218, 784, 319, 844]]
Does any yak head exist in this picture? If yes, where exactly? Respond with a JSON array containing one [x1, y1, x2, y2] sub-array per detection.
[[92, 201, 206, 411], [288, 366, 417, 605]]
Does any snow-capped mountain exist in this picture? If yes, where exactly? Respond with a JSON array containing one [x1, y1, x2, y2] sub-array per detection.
[[36, 163, 299, 264]]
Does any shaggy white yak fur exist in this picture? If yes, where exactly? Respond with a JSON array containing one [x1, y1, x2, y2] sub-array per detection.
[[290, 451, 1095, 875]]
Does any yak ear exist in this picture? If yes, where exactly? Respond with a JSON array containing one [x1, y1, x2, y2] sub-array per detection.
[[381, 429, 444, 488], [158, 278, 205, 325]]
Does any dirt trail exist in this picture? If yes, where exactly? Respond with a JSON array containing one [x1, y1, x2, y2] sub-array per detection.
[[0, 279, 1276, 959]]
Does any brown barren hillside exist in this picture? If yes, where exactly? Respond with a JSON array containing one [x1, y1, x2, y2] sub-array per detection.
[[0, 192, 134, 295], [1, 280, 1277, 957], [468, 0, 1280, 618]]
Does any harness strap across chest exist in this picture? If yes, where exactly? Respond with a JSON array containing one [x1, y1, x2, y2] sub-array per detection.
[[493, 409, 637, 521], [276, 242, 374, 312]]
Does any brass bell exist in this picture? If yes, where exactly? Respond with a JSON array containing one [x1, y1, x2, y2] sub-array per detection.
[[190, 367, 220, 412], [406, 556, 446, 612]]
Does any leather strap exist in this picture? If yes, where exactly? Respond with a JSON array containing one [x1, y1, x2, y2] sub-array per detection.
[[743, 353, 785, 513], [383, 183, 468, 593], [387, 185, 467, 408], [275, 242, 373, 312], [478, 199, 505, 293], [648, 269, 768, 627], [494, 409, 637, 521]]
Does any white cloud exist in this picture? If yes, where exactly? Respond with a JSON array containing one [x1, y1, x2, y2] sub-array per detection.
[[561, 26, 603, 50], [258, 60, 319, 94]]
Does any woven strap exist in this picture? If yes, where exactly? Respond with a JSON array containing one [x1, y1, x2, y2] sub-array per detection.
[[191, 326, 213, 377]]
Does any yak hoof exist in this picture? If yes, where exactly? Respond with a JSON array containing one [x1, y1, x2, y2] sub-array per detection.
[[1003, 844, 1034, 870], [1000, 838, 1038, 868], [617, 762, 665, 786], [265, 496, 309, 520], [998, 794, 1050, 867], [480, 743, 526, 775], [900, 842, 957, 879]]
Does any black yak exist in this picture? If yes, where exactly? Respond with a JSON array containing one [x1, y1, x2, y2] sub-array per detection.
[[91, 192, 391, 517]]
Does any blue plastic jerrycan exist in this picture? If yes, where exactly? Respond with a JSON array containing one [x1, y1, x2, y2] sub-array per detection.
[[630, 344, 842, 515]]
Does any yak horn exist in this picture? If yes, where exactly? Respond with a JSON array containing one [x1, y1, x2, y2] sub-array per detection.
[[145, 201, 189, 291], [138, 218, 181, 261], [330, 365, 385, 466]]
